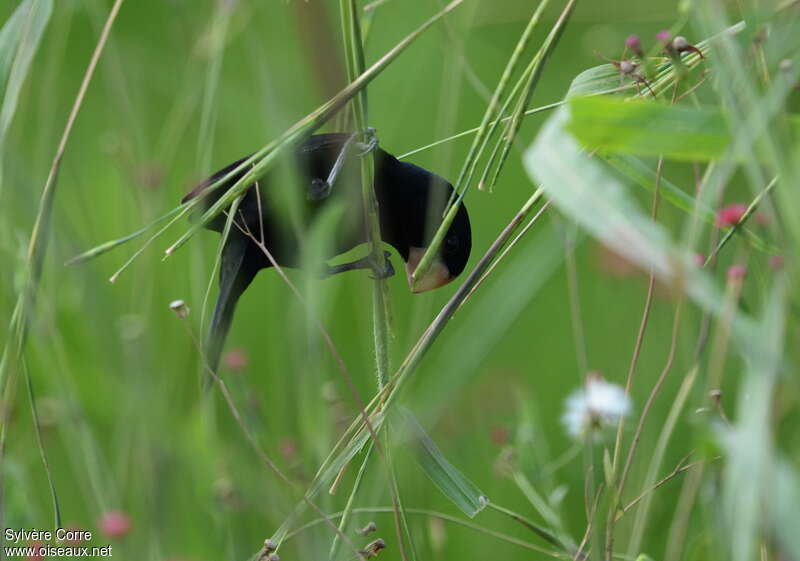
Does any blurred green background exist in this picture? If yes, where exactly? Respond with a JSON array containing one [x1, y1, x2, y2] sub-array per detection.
[[1, 1, 785, 560]]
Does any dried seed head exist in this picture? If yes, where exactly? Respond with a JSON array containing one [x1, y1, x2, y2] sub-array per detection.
[[361, 538, 386, 558], [263, 539, 277, 553], [265, 554, 279, 561], [779, 59, 793, 73], [169, 299, 190, 319], [709, 389, 722, 403], [358, 521, 378, 536], [672, 35, 689, 50], [619, 60, 636, 75]]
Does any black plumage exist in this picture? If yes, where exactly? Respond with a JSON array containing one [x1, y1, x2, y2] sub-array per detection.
[[183, 133, 471, 375]]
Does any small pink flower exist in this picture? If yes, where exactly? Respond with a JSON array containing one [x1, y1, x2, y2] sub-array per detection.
[[279, 437, 298, 459], [98, 510, 131, 539], [769, 255, 784, 270], [656, 30, 672, 43], [717, 204, 747, 227], [625, 34, 642, 56], [693, 253, 705, 266], [222, 348, 248, 371], [490, 425, 510, 446], [26, 542, 43, 561], [727, 264, 747, 281]]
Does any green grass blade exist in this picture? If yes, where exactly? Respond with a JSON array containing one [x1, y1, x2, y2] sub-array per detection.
[[481, 0, 579, 191], [400, 408, 488, 518], [0, 0, 53, 150], [64, 205, 185, 266], [452, 0, 551, 196], [24, 360, 61, 529]]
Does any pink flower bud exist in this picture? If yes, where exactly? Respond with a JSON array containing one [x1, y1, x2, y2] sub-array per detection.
[[768, 255, 784, 270], [222, 348, 248, 371], [656, 30, 672, 43], [717, 204, 747, 227], [98, 511, 132, 539], [727, 264, 747, 281], [625, 34, 642, 54], [693, 253, 705, 266], [26, 542, 44, 561]]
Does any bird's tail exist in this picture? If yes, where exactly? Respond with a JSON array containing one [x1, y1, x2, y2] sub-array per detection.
[[202, 238, 256, 390]]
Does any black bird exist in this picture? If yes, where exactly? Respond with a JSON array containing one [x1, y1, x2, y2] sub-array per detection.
[[183, 133, 471, 375]]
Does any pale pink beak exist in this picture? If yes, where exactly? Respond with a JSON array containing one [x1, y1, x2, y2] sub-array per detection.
[[405, 247, 453, 293]]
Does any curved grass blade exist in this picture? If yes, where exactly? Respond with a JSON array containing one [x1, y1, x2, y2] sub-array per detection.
[[24, 360, 61, 529], [0, 0, 53, 151], [399, 408, 488, 518]]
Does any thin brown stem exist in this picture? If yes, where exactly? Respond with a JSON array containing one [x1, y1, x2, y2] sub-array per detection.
[[618, 300, 684, 498], [620, 454, 711, 515]]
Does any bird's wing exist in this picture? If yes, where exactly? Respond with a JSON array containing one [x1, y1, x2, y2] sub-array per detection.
[[182, 155, 252, 205]]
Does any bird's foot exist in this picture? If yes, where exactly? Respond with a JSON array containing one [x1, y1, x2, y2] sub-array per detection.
[[308, 178, 332, 201], [355, 127, 378, 156], [321, 250, 395, 280], [368, 250, 395, 280]]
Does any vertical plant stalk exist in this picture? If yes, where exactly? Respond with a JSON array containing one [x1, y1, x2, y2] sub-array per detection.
[[331, 2, 410, 560], [0, 0, 125, 539], [604, 155, 664, 560]]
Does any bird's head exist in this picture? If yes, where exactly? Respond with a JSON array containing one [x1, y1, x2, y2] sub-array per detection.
[[376, 156, 472, 293], [404, 201, 471, 293]]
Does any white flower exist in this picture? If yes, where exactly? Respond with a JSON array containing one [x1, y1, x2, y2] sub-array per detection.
[[562, 375, 631, 439]]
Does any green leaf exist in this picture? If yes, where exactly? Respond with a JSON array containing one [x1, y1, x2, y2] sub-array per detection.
[[0, 0, 53, 145], [523, 106, 762, 356], [567, 96, 800, 162], [566, 63, 627, 99], [568, 97, 729, 161], [400, 408, 488, 518]]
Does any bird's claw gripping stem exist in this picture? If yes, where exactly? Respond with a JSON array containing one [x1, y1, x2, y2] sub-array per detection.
[[368, 250, 395, 280], [308, 129, 377, 201], [321, 250, 394, 280], [355, 127, 378, 156]]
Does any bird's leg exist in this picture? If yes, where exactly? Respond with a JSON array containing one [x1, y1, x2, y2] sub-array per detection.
[[308, 132, 360, 201], [308, 129, 379, 201], [321, 250, 395, 280]]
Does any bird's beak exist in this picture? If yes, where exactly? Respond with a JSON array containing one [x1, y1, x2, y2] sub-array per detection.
[[405, 247, 453, 293]]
